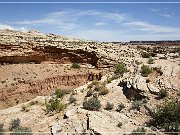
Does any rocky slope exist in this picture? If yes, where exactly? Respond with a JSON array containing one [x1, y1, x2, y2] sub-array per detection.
[[0, 29, 180, 135], [0, 29, 141, 67]]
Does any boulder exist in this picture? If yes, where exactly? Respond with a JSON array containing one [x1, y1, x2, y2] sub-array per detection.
[[147, 83, 160, 95]]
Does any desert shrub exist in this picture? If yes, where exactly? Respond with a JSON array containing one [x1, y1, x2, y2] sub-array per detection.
[[131, 127, 146, 135], [114, 62, 127, 75], [146, 79, 150, 83], [9, 118, 20, 131], [135, 60, 142, 65], [98, 86, 109, 96], [69, 95, 77, 104], [131, 100, 146, 111], [71, 63, 80, 69], [55, 89, 70, 98], [140, 65, 152, 77], [10, 127, 32, 135], [0, 124, 4, 135], [151, 99, 180, 132], [147, 57, 154, 64], [141, 52, 151, 58], [116, 103, 125, 112], [83, 97, 101, 111], [158, 89, 168, 99], [86, 89, 94, 97], [87, 80, 99, 89], [21, 105, 29, 112], [104, 102, 114, 110], [153, 67, 163, 76], [117, 122, 123, 128], [29, 100, 38, 106], [106, 78, 112, 83], [45, 98, 66, 113]]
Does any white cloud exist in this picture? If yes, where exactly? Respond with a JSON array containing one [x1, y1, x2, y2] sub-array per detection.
[[124, 21, 180, 33], [8, 9, 180, 41], [159, 13, 173, 18], [94, 22, 106, 26], [150, 8, 159, 12], [0, 24, 15, 30], [14, 10, 127, 31], [0, 24, 29, 32]]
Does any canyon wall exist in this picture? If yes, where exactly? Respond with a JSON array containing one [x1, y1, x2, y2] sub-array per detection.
[[0, 72, 102, 109]]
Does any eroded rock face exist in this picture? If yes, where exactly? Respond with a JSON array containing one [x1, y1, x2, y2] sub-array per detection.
[[0, 71, 102, 109], [0, 29, 141, 68]]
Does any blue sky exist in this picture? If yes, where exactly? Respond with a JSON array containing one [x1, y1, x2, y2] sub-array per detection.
[[0, 0, 180, 41]]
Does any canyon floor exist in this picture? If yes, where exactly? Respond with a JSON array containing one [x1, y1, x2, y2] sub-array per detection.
[[0, 29, 180, 135]]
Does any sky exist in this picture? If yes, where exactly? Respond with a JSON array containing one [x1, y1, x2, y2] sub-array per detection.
[[0, 0, 180, 41]]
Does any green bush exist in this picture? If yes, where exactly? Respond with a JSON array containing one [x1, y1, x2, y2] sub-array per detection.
[[10, 127, 32, 135], [21, 105, 29, 112], [9, 118, 32, 135], [83, 97, 101, 111], [45, 98, 66, 113], [158, 89, 168, 99], [117, 122, 123, 128], [147, 57, 154, 64], [86, 90, 94, 97], [114, 62, 127, 75], [131, 127, 146, 135], [9, 118, 20, 131], [55, 89, 70, 98], [151, 99, 180, 132], [71, 63, 80, 69], [69, 95, 77, 104], [116, 103, 125, 112], [87, 80, 99, 89], [140, 65, 152, 77], [104, 102, 114, 110], [98, 86, 109, 96], [141, 52, 151, 58], [0, 124, 4, 135], [131, 100, 146, 111]]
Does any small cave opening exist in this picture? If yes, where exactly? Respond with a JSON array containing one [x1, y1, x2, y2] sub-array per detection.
[[118, 81, 146, 100]]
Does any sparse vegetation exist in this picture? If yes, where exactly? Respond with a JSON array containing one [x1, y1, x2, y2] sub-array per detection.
[[140, 65, 152, 77], [151, 98, 180, 132], [98, 86, 109, 95], [158, 89, 168, 99], [71, 63, 80, 69], [141, 52, 151, 58], [147, 57, 154, 64], [21, 105, 29, 112], [104, 102, 114, 110], [87, 80, 99, 89], [153, 67, 163, 76], [10, 127, 32, 135], [83, 97, 101, 111], [29, 100, 38, 106], [45, 98, 66, 113], [146, 79, 150, 83], [55, 89, 70, 98], [117, 122, 123, 128], [69, 95, 77, 104], [114, 62, 127, 75], [131, 100, 146, 111], [9, 118, 20, 131], [116, 103, 125, 112], [135, 60, 142, 65], [0, 124, 4, 135], [86, 89, 94, 97], [131, 127, 146, 135]]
